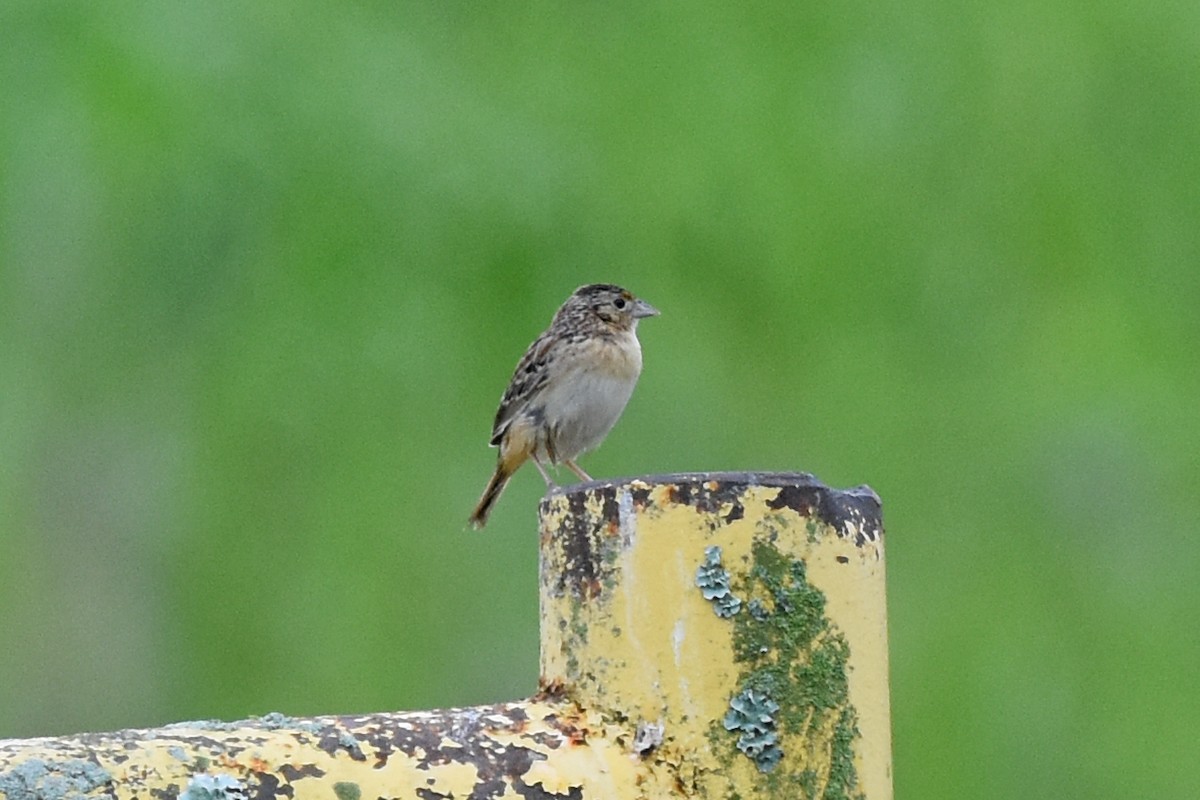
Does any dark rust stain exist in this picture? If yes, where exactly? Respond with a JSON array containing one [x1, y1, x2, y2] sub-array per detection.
[[369, 730, 393, 769], [657, 477, 753, 521], [549, 487, 625, 602], [600, 491, 620, 529], [535, 677, 569, 701], [545, 715, 589, 748], [544, 474, 882, 606], [515, 786, 583, 799], [415, 789, 453, 800], [250, 771, 292, 800], [278, 763, 324, 782], [321, 704, 592, 798], [317, 729, 366, 761], [150, 785, 177, 800], [693, 482, 740, 514], [519, 730, 564, 750], [545, 492, 600, 601], [767, 482, 883, 544]]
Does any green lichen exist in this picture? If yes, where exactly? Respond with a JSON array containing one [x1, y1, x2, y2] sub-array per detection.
[[563, 599, 590, 675], [824, 707, 864, 800], [600, 527, 623, 583], [333, 782, 361, 800], [798, 768, 820, 797], [710, 538, 865, 798]]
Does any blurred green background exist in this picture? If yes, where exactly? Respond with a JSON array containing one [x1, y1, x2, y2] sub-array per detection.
[[2, 2, 1197, 796]]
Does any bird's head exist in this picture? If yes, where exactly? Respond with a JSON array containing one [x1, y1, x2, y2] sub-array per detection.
[[568, 284, 660, 330]]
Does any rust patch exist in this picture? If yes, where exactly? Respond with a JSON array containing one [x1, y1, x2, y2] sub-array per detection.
[[557, 722, 588, 747], [561, 493, 600, 599], [547, 475, 879, 603], [519, 731, 563, 750], [249, 770, 290, 800], [323, 705, 589, 797], [278, 763, 324, 782], [547, 488, 624, 602], [767, 483, 882, 545], [600, 491, 620, 529], [316, 730, 366, 762], [368, 731, 393, 769], [519, 787, 583, 800], [531, 709, 591, 750], [415, 789, 453, 800], [535, 677, 569, 701], [665, 479, 752, 519]]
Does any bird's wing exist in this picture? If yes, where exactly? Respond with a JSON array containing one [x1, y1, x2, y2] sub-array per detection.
[[490, 330, 560, 445]]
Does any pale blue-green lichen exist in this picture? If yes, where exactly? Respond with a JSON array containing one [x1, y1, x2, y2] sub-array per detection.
[[695, 545, 742, 618], [0, 759, 111, 800], [179, 773, 246, 800], [259, 712, 326, 735], [747, 598, 769, 621], [723, 689, 783, 773]]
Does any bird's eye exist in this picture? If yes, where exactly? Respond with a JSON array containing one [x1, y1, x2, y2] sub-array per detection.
[[613, 298, 627, 310]]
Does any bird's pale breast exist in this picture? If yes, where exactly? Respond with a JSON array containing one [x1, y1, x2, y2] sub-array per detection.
[[540, 332, 643, 461]]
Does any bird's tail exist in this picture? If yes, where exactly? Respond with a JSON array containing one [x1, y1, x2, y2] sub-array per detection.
[[469, 465, 512, 529]]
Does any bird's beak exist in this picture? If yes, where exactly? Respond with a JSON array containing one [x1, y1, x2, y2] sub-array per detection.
[[633, 298, 660, 319]]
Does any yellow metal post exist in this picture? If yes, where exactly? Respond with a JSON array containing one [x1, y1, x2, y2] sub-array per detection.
[[0, 472, 891, 799], [539, 472, 891, 798]]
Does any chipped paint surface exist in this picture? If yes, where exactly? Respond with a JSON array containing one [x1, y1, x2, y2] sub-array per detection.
[[0, 702, 674, 800], [2, 473, 889, 800], [539, 472, 891, 799]]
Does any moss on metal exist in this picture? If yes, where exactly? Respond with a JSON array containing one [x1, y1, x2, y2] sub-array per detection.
[[707, 535, 865, 799]]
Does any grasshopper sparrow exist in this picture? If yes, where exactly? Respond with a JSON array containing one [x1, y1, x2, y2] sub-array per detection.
[[469, 283, 659, 528]]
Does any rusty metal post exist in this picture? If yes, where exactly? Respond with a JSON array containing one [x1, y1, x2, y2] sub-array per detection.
[[0, 472, 891, 800]]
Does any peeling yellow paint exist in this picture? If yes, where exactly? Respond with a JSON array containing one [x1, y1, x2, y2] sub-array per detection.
[[1, 472, 890, 800], [540, 473, 891, 798]]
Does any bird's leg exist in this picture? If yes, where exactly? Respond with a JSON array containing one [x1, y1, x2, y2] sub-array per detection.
[[564, 459, 593, 482], [530, 454, 557, 488]]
